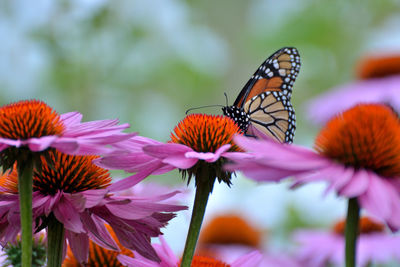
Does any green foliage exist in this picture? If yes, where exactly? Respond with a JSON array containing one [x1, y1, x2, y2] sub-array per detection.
[[2, 239, 46, 267]]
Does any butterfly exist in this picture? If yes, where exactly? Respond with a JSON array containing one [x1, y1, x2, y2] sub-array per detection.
[[222, 47, 300, 143]]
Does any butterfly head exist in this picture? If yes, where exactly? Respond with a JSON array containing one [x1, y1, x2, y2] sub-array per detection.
[[222, 106, 250, 133]]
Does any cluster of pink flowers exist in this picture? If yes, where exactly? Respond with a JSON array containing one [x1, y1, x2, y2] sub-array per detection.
[[1, 51, 400, 267]]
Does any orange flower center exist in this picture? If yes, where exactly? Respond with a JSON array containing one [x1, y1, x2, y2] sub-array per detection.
[[314, 104, 400, 177], [171, 114, 241, 153], [333, 217, 385, 235], [0, 100, 64, 140], [356, 55, 400, 80], [0, 168, 19, 194], [0, 151, 112, 195], [63, 225, 133, 267], [34, 150, 112, 194], [181, 255, 229, 267], [199, 214, 261, 248]]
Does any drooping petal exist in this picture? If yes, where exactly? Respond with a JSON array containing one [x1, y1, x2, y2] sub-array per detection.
[[53, 195, 85, 233], [65, 230, 89, 264], [359, 175, 400, 229], [80, 212, 119, 250], [338, 169, 370, 197]]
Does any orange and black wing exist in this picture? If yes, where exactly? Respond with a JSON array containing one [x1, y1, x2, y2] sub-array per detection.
[[233, 47, 300, 108], [243, 91, 296, 143]]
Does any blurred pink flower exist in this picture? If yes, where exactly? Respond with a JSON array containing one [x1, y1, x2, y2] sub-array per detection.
[[306, 75, 400, 125], [228, 104, 400, 230], [0, 100, 135, 171], [117, 236, 263, 267], [196, 213, 300, 267], [294, 217, 400, 267], [306, 53, 400, 125], [0, 150, 187, 264], [97, 114, 249, 189]]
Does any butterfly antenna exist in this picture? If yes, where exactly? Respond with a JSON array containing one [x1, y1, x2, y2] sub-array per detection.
[[224, 92, 229, 106], [185, 104, 225, 115]]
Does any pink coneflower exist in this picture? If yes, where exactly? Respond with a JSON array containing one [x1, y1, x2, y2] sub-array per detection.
[[294, 217, 400, 267], [197, 214, 300, 267], [117, 236, 263, 267], [98, 114, 249, 266], [229, 103, 400, 230], [306, 54, 400, 125], [228, 103, 400, 266], [98, 114, 245, 189], [199, 214, 262, 249], [0, 99, 134, 170], [0, 99, 134, 266], [0, 150, 186, 264]]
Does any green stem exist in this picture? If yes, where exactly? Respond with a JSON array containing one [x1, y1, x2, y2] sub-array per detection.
[[345, 197, 360, 267], [180, 181, 211, 267], [17, 157, 34, 267], [47, 215, 65, 267]]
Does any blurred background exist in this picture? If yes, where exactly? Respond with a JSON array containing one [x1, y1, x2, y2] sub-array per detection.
[[1, 0, 400, 263]]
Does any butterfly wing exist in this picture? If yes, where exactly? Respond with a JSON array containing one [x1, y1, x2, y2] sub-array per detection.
[[244, 91, 296, 143], [233, 47, 300, 108]]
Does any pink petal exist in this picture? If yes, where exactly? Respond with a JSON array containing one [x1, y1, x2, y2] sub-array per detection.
[[185, 144, 231, 163], [53, 195, 85, 233], [0, 138, 21, 147], [233, 135, 328, 170], [105, 201, 154, 220], [358, 174, 393, 220], [144, 143, 197, 169], [51, 139, 80, 154], [112, 225, 159, 262], [96, 153, 161, 173], [209, 144, 231, 161], [60, 112, 82, 126], [108, 165, 163, 192], [323, 166, 354, 194], [156, 236, 179, 265], [162, 156, 197, 169], [306, 75, 400, 125], [80, 212, 119, 250], [117, 255, 157, 267], [44, 192, 62, 216], [0, 143, 10, 151], [339, 169, 370, 197], [65, 230, 89, 264], [231, 251, 263, 267], [78, 189, 107, 208], [23, 136, 58, 151], [144, 143, 192, 159]]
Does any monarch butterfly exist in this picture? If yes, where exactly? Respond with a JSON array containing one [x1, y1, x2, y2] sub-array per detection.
[[222, 47, 300, 143]]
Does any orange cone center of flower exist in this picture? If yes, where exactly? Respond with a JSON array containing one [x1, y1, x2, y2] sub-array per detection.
[[333, 217, 385, 235], [357, 55, 400, 80], [199, 214, 261, 248], [171, 114, 241, 153], [0, 151, 112, 195], [34, 150, 111, 194], [0, 100, 64, 140], [315, 104, 400, 177], [63, 225, 133, 267], [0, 168, 19, 194], [180, 255, 229, 267]]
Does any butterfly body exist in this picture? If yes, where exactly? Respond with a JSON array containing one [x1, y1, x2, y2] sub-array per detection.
[[221, 106, 250, 132], [223, 47, 300, 143]]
